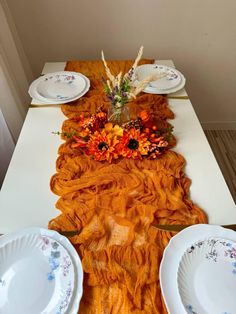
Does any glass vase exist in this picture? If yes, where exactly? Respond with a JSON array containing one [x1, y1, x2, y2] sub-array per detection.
[[108, 103, 130, 126]]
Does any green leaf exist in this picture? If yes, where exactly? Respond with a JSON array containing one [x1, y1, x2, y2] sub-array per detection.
[[104, 83, 111, 94]]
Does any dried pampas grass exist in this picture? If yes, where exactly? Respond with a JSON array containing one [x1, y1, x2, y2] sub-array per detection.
[[102, 46, 158, 104]]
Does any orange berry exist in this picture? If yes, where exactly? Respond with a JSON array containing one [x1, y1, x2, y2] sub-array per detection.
[[151, 134, 156, 138], [139, 110, 150, 122], [98, 112, 105, 118], [152, 126, 157, 131]]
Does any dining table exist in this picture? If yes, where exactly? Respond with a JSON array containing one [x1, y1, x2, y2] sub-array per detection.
[[0, 59, 235, 235], [1, 58, 236, 314]]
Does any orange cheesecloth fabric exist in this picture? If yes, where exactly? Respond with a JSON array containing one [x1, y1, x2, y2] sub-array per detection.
[[48, 60, 208, 313]]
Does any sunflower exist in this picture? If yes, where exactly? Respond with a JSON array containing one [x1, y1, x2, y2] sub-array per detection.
[[118, 128, 150, 159], [87, 128, 120, 162]]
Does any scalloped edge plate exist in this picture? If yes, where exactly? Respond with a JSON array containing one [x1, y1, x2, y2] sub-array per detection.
[[0, 233, 75, 314], [160, 224, 236, 314], [133, 64, 186, 94], [178, 237, 236, 314], [28, 71, 90, 104], [0, 228, 83, 314]]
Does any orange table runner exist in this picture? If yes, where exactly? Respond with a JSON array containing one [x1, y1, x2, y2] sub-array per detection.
[[49, 59, 207, 313]]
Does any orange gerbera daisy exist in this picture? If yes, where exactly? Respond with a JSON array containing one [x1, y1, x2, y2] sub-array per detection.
[[87, 129, 120, 163], [118, 128, 150, 159]]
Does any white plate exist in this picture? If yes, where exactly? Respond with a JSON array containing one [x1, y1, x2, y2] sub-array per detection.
[[178, 237, 236, 314], [160, 224, 236, 314], [0, 228, 83, 314], [29, 71, 90, 104], [133, 64, 186, 94], [143, 77, 186, 95], [0, 234, 74, 314]]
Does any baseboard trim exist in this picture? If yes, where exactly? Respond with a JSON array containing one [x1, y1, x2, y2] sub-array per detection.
[[201, 121, 236, 130]]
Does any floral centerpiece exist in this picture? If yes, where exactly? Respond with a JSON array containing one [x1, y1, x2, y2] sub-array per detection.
[[101, 46, 155, 125], [55, 108, 173, 163], [54, 46, 174, 163]]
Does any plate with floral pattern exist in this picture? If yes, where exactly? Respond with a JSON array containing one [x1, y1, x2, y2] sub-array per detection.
[[29, 71, 90, 104], [160, 224, 236, 314], [178, 237, 236, 314], [0, 232, 75, 314], [133, 64, 186, 94]]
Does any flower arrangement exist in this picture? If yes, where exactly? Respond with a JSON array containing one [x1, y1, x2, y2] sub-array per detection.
[[55, 109, 173, 163], [101, 46, 156, 124], [53, 47, 174, 163]]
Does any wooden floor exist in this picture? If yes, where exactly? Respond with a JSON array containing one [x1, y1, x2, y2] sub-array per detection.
[[205, 130, 236, 203]]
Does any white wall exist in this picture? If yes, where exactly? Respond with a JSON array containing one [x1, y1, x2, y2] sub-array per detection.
[[7, 0, 236, 128]]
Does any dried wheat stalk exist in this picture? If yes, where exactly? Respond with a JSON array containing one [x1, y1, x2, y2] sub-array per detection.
[[102, 46, 159, 102]]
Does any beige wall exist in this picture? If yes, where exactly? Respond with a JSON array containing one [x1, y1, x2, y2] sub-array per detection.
[[0, 1, 33, 141], [7, 0, 236, 128]]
